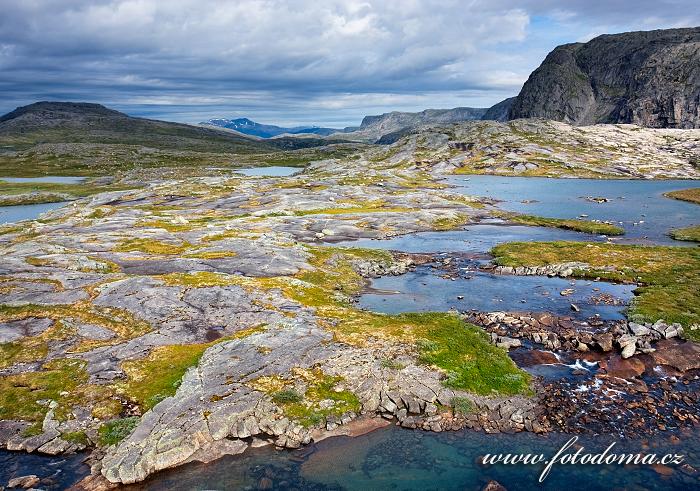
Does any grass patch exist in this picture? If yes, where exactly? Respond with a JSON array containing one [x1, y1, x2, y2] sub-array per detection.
[[0, 359, 87, 422], [98, 417, 140, 446], [271, 388, 303, 404], [251, 369, 361, 427], [507, 214, 624, 235], [432, 213, 471, 231], [665, 188, 700, 205], [492, 241, 700, 334], [451, 396, 474, 415], [61, 430, 89, 445], [114, 238, 192, 255], [670, 225, 700, 243]]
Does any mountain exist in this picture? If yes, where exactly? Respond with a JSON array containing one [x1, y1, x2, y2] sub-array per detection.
[[482, 97, 516, 122], [0, 102, 345, 152], [202, 117, 341, 138], [508, 27, 700, 128], [340, 106, 489, 142], [0, 102, 354, 175]]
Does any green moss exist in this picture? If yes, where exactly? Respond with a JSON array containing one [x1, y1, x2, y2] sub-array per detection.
[[119, 344, 209, 410], [451, 396, 474, 415], [114, 238, 192, 255], [98, 417, 140, 446], [271, 388, 303, 404], [665, 188, 700, 205], [61, 430, 89, 445], [253, 369, 361, 427], [0, 359, 87, 422], [507, 213, 624, 235], [670, 225, 700, 243], [492, 241, 700, 335], [432, 213, 471, 231], [380, 358, 405, 370]]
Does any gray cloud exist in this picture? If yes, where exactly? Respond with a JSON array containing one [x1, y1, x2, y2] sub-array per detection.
[[0, 0, 698, 126]]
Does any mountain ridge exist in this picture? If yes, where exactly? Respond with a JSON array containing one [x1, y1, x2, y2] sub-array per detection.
[[202, 117, 343, 138], [508, 27, 700, 128]]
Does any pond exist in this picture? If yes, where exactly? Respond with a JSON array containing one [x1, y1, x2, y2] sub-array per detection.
[[333, 222, 607, 255], [0, 175, 84, 224], [234, 166, 300, 177], [0, 201, 71, 225], [448, 175, 699, 245], [359, 264, 633, 320]]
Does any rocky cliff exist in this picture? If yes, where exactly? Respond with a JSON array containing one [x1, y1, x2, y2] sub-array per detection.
[[508, 27, 700, 128], [340, 106, 488, 142]]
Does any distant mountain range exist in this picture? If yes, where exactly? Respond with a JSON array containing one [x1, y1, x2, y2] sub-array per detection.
[[0, 102, 344, 152], [201, 117, 351, 138], [203, 107, 493, 143], [507, 27, 700, 128]]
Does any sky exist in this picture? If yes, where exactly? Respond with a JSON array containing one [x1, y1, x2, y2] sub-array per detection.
[[0, 1, 698, 127]]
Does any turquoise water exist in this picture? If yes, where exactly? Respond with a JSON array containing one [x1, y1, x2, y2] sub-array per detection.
[[235, 166, 300, 177], [448, 175, 699, 245], [128, 426, 698, 491]]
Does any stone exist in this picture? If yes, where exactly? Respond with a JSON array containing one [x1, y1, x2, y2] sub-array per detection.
[[481, 479, 507, 491], [7, 475, 40, 489], [594, 332, 614, 352], [621, 343, 637, 359], [628, 322, 650, 336]]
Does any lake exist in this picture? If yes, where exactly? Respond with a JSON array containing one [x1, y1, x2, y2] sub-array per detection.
[[448, 175, 699, 245]]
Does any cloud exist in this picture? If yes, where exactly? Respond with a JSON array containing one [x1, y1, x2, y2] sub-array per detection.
[[0, 0, 697, 125]]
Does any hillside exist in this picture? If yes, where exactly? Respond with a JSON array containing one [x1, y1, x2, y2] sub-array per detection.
[[508, 27, 700, 128], [0, 102, 354, 176]]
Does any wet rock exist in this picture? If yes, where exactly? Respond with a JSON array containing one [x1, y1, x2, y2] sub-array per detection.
[[482, 480, 508, 491], [604, 355, 646, 379], [649, 340, 700, 372], [7, 475, 40, 489]]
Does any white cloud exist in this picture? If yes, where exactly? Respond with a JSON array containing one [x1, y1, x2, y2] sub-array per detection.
[[0, 0, 698, 125]]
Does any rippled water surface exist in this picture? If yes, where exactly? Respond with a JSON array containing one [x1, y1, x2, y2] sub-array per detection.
[[448, 175, 699, 245]]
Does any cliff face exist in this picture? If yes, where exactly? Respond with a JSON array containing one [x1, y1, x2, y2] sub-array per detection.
[[509, 27, 700, 128]]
